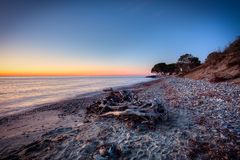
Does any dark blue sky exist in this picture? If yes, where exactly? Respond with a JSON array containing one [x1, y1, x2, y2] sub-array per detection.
[[1, 0, 240, 75]]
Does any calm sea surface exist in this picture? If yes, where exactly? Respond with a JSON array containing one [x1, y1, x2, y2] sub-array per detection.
[[0, 76, 150, 116]]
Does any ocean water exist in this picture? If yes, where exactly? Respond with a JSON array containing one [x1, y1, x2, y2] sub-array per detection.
[[0, 76, 151, 116]]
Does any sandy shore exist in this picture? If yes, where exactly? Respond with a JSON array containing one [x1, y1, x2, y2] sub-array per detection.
[[0, 77, 239, 160]]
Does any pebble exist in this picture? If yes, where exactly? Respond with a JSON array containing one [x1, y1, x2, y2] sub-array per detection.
[[99, 147, 107, 156]]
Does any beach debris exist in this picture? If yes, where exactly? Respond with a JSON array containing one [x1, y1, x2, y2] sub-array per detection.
[[86, 90, 168, 127]]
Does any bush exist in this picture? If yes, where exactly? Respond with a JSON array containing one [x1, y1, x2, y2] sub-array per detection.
[[227, 56, 240, 67], [205, 52, 225, 65], [224, 36, 240, 53]]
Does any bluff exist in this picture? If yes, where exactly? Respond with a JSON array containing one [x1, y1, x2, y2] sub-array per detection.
[[184, 37, 240, 83]]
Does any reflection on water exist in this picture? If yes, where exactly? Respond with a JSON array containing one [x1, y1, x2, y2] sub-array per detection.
[[0, 76, 150, 115]]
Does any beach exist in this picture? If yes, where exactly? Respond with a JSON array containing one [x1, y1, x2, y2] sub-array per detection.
[[0, 76, 150, 117], [0, 77, 239, 159]]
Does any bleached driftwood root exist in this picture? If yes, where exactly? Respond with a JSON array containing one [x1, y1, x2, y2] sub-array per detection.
[[86, 90, 168, 126], [101, 100, 167, 121]]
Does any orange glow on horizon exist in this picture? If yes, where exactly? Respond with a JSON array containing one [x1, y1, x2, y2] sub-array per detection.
[[0, 45, 149, 77], [0, 65, 148, 76], [0, 69, 147, 77]]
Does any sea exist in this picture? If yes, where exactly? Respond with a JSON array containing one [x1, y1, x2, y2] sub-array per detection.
[[0, 76, 151, 116]]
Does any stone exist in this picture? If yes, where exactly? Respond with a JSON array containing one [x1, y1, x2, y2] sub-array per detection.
[[99, 147, 107, 156]]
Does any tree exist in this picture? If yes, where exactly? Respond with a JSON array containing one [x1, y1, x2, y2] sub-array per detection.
[[166, 63, 177, 74], [176, 54, 201, 73], [151, 63, 167, 74], [151, 63, 177, 75]]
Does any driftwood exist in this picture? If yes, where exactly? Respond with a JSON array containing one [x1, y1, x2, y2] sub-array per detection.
[[86, 90, 168, 126], [101, 100, 167, 121]]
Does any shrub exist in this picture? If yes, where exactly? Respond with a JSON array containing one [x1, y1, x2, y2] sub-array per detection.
[[205, 51, 225, 65]]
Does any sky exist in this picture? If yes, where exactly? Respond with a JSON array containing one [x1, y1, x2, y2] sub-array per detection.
[[0, 0, 240, 76]]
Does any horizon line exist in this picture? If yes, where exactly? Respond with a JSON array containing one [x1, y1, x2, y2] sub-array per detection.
[[0, 74, 148, 77]]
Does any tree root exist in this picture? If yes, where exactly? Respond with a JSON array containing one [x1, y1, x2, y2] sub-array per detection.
[[86, 89, 168, 127]]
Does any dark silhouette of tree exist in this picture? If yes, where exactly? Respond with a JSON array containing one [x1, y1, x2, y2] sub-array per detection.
[[151, 63, 177, 75], [176, 54, 201, 73], [166, 63, 177, 74], [151, 63, 167, 74]]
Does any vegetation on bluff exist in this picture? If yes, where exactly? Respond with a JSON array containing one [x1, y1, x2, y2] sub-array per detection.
[[185, 37, 240, 83], [151, 37, 240, 83], [151, 63, 177, 75], [151, 54, 201, 75]]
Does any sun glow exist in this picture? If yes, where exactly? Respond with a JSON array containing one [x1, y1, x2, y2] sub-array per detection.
[[0, 46, 148, 76]]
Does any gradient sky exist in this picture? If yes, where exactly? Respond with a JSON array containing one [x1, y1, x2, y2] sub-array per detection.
[[0, 0, 240, 76]]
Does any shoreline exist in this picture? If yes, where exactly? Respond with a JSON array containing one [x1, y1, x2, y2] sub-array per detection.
[[0, 78, 157, 120], [0, 76, 239, 159], [0, 78, 160, 124]]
